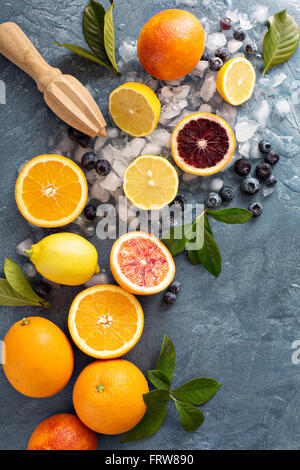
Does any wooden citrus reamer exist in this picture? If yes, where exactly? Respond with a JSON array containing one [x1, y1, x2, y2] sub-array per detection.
[[0, 22, 106, 137]]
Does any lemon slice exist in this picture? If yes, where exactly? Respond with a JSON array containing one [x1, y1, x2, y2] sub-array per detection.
[[109, 82, 161, 137], [216, 58, 256, 106], [123, 155, 179, 210]]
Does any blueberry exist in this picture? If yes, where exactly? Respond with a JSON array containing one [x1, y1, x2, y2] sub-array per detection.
[[241, 177, 260, 195], [220, 17, 233, 30], [219, 185, 235, 202], [84, 204, 97, 220], [248, 202, 263, 217], [234, 158, 251, 176], [95, 159, 111, 176], [246, 42, 257, 55], [233, 28, 246, 41], [266, 175, 277, 187], [163, 291, 177, 305], [168, 281, 181, 294], [68, 127, 91, 148], [81, 152, 98, 170], [209, 56, 223, 71], [265, 150, 280, 166], [215, 47, 230, 62], [201, 49, 210, 61], [258, 140, 271, 154], [170, 194, 185, 210], [205, 192, 222, 208], [256, 163, 272, 180], [34, 280, 50, 297]]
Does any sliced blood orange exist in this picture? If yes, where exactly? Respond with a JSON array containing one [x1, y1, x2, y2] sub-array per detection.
[[110, 231, 175, 295], [68, 285, 144, 359], [171, 113, 236, 176]]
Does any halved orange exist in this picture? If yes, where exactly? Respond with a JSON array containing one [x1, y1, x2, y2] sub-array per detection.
[[68, 285, 144, 359], [171, 113, 236, 176], [15, 154, 88, 227], [110, 231, 175, 295]]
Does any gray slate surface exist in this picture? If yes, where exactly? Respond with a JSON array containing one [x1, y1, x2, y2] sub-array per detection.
[[0, 0, 300, 450]]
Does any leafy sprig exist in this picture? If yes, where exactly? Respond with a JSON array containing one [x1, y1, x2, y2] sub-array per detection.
[[56, 0, 121, 75], [0, 258, 49, 308], [121, 336, 221, 443], [162, 208, 253, 278]]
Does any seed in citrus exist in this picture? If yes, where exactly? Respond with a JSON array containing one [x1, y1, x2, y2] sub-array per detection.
[[137, 9, 205, 80], [27, 414, 97, 450], [73, 359, 149, 435], [110, 231, 175, 295], [15, 154, 88, 227], [171, 113, 236, 175], [109, 82, 161, 137], [123, 155, 179, 210], [68, 285, 144, 359], [2, 317, 74, 398]]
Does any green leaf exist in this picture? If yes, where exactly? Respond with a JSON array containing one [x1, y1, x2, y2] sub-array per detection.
[[188, 215, 212, 265], [104, 0, 119, 73], [0, 279, 41, 307], [162, 222, 194, 256], [55, 43, 114, 70], [171, 378, 221, 405], [83, 1, 110, 63], [155, 335, 175, 383], [262, 9, 300, 76], [196, 229, 222, 277], [148, 370, 171, 390], [173, 399, 204, 432], [208, 208, 253, 224], [4, 258, 49, 307], [120, 390, 170, 443]]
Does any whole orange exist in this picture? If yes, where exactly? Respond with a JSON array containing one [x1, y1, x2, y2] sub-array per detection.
[[137, 9, 205, 80], [73, 359, 149, 435], [2, 317, 74, 398], [27, 413, 97, 450]]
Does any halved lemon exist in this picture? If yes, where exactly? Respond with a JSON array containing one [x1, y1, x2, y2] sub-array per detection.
[[109, 82, 161, 137], [15, 154, 88, 227], [216, 57, 256, 106], [68, 285, 144, 359], [171, 113, 235, 176], [110, 231, 175, 295], [123, 155, 179, 210]]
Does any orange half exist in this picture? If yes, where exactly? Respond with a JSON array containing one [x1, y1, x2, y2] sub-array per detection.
[[68, 285, 144, 359], [15, 154, 88, 227], [110, 231, 175, 295]]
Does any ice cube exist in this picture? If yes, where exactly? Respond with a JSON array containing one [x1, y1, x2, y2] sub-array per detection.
[[199, 104, 212, 113], [239, 16, 252, 30], [271, 73, 287, 88], [182, 172, 199, 182], [252, 6, 268, 23], [16, 238, 33, 256], [119, 39, 137, 62], [86, 169, 99, 184], [160, 100, 188, 121], [173, 85, 190, 100], [24, 263, 37, 278], [239, 141, 250, 157], [143, 143, 162, 155], [74, 146, 92, 163], [101, 172, 122, 192], [91, 180, 110, 202], [206, 33, 226, 50], [276, 99, 291, 115], [210, 178, 223, 192], [84, 272, 110, 287], [113, 158, 128, 178], [227, 39, 243, 53], [190, 60, 209, 78], [200, 72, 217, 102], [164, 78, 185, 86], [250, 140, 262, 159], [148, 129, 171, 148], [107, 128, 119, 139], [122, 137, 145, 158], [101, 144, 118, 163], [188, 90, 202, 108], [94, 136, 107, 153], [82, 225, 96, 238], [147, 78, 159, 91], [217, 102, 237, 127], [263, 187, 274, 197], [226, 9, 240, 23], [235, 119, 258, 142], [168, 109, 195, 127], [256, 99, 270, 127]]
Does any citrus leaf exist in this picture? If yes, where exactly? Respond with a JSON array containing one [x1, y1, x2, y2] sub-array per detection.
[[104, 0, 120, 74], [171, 378, 221, 405], [0, 279, 41, 307], [208, 208, 253, 224], [55, 43, 115, 71], [263, 9, 300, 76], [83, 1, 109, 62], [120, 390, 170, 443], [155, 335, 175, 383], [4, 258, 49, 307], [148, 370, 171, 390], [196, 229, 221, 277], [173, 399, 205, 432], [162, 222, 194, 256]]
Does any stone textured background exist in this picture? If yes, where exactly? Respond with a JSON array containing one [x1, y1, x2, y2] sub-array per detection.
[[0, 0, 300, 450]]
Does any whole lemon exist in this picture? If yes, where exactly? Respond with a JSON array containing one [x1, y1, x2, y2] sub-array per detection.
[[2, 317, 74, 398], [27, 233, 100, 286]]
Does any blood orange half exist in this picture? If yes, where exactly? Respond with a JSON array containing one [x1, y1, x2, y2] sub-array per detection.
[[110, 231, 175, 295], [171, 113, 236, 176]]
